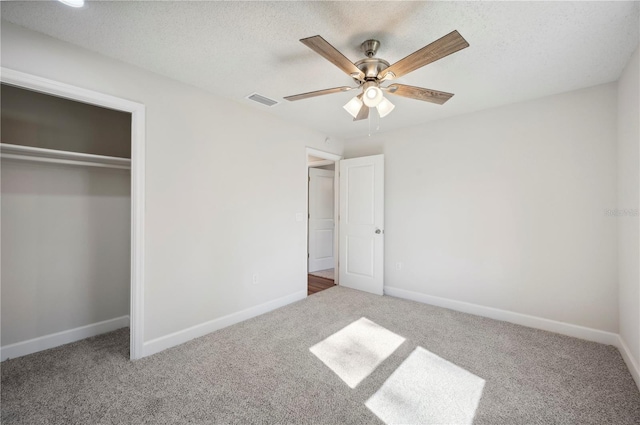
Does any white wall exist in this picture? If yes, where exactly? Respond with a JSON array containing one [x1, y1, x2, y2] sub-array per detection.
[[618, 47, 640, 373], [1, 161, 130, 346], [345, 83, 619, 333], [1, 22, 343, 347]]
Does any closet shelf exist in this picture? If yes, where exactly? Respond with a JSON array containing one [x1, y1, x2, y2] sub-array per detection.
[[0, 143, 131, 170]]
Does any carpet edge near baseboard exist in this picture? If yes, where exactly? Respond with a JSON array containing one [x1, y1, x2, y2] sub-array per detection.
[[383, 285, 640, 391], [617, 335, 640, 391], [0, 316, 130, 362], [383, 286, 617, 344], [142, 290, 307, 358]]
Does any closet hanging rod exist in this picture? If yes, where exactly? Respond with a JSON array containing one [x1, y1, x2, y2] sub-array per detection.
[[0, 143, 131, 170]]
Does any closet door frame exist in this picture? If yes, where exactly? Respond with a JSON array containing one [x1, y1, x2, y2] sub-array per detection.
[[1, 67, 146, 360]]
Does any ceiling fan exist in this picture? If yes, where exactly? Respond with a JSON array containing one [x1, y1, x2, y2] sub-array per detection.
[[284, 31, 469, 120]]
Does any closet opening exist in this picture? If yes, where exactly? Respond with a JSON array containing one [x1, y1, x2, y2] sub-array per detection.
[[1, 82, 134, 360]]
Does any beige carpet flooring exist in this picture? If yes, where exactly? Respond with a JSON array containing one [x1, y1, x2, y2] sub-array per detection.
[[2, 286, 639, 424]]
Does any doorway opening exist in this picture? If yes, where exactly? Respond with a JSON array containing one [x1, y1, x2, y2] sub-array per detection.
[[306, 148, 341, 296]]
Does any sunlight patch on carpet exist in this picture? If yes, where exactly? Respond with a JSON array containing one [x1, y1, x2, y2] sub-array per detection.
[[309, 317, 405, 388], [365, 346, 485, 425]]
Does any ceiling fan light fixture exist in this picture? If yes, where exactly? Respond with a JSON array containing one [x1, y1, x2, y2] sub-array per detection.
[[58, 0, 85, 7], [376, 97, 395, 118], [343, 96, 363, 118], [363, 85, 383, 107], [286, 31, 469, 125]]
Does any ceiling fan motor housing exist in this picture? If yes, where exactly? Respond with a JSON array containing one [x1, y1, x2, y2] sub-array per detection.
[[355, 39, 389, 82], [354, 58, 390, 81]]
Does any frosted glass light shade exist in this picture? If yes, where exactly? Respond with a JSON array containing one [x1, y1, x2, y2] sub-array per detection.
[[363, 86, 383, 107], [59, 0, 85, 7], [376, 97, 395, 118], [343, 96, 363, 118]]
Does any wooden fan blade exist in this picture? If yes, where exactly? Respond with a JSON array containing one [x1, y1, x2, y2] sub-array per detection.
[[380, 30, 469, 80], [301, 35, 365, 81], [284, 86, 353, 102], [386, 84, 454, 105], [353, 104, 370, 121]]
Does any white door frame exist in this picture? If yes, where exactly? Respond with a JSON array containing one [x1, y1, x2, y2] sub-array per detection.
[[306, 147, 342, 286], [1, 67, 146, 360]]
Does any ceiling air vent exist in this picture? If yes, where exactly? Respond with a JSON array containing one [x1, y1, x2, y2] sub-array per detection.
[[246, 93, 279, 107]]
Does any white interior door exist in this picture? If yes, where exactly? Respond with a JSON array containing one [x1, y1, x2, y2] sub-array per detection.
[[308, 168, 335, 272], [339, 154, 384, 295]]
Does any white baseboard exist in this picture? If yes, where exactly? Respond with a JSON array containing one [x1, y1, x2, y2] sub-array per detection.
[[384, 286, 619, 346], [0, 315, 130, 361], [615, 336, 640, 391], [142, 290, 307, 358], [385, 286, 640, 391]]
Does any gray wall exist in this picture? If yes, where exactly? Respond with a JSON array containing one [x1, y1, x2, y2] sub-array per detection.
[[618, 47, 640, 370], [345, 83, 619, 333], [1, 84, 131, 158], [1, 21, 345, 346], [1, 160, 131, 345]]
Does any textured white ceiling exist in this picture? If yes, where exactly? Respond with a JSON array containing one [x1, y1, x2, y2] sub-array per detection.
[[2, 1, 638, 140]]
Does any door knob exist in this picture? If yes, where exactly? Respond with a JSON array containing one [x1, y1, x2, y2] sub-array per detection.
[[375, 228, 382, 234]]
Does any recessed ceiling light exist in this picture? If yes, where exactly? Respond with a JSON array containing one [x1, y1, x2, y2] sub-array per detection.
[[58, 0, 85, 8]]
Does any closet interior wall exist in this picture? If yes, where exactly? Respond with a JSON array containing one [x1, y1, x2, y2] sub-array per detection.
[[1, 84, 131, 355]]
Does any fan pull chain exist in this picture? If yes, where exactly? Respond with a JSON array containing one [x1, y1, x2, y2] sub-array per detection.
[[367, 107, 381, 137]]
